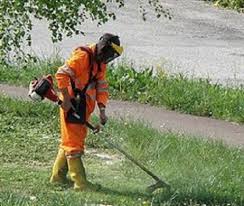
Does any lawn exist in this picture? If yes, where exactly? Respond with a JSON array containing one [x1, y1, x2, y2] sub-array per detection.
[[0, 95, 243, 206]]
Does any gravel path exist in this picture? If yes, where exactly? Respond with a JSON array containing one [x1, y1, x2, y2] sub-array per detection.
[[1, 84, 243, 147]]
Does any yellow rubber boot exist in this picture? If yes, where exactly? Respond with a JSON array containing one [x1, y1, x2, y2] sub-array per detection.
[[50, 149, 68, 184], [67, 157, 101, 191]]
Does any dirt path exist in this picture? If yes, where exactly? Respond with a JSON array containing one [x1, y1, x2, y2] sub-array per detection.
[[1, 84, 243, 147]]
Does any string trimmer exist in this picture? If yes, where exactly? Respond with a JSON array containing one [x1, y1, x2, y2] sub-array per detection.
[[86, 122, 171, 193], [28, 75, 170, 193]]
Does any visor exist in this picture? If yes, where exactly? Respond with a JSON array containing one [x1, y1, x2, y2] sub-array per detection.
[[111, 43, 123, 56], [103, 43, 123, 64], [104, 52, 120, 64]]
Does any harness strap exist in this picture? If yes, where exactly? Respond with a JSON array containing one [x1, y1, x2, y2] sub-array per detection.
[[70, 46, 100, 94]]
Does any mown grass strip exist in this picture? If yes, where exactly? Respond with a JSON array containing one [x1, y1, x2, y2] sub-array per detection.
[[0, 95, 243, 205], [1, 59, 244, 123]]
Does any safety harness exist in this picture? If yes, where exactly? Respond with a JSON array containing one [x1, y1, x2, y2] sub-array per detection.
[[66, 46, 100, 124]]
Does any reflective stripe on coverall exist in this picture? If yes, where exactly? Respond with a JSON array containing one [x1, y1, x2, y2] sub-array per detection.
[[55, 45, 109, 155]]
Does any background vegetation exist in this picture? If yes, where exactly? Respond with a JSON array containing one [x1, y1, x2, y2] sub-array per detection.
[[0, 0, 170, 64], [1, 59, 244, 123], [206, 0, 244, 11]]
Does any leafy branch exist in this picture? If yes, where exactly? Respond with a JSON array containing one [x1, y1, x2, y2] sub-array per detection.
[[0, 0, 171, 64]]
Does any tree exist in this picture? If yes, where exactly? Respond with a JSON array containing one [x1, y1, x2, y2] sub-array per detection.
[[0, 0, 170, 64]]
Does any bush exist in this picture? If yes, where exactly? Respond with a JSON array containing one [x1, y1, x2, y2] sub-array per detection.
[[207, 0, 244, 11]]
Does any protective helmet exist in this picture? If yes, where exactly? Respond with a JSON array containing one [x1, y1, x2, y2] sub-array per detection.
[[99, 33, 123, 64]]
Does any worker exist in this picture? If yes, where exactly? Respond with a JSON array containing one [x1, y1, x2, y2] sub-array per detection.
[[49, 33, 123, 191]]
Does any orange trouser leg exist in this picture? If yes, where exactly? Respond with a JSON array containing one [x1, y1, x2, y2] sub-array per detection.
[[57, 109, 101, 191], [59, 109, 88, 153]]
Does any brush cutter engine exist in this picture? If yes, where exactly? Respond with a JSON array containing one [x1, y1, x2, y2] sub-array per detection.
[[28, 75, 61, 104]]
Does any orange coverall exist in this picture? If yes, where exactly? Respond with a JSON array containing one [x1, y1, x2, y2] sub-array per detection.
[[55, 45, 109, 154]]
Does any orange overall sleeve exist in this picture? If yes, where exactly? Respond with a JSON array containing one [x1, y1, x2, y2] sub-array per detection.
[[55, 49, 89, 89], [96, 64, 109, 106]]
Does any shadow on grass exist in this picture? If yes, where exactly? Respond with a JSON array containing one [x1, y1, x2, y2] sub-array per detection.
[[151, 189, 243, 205], [98, 185, 152, 199], [49, 181, 152, 199], [50, 182, 242, 205]]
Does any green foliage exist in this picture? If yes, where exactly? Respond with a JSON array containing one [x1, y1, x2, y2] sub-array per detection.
[[1, 59, 244, 123], [0, 58, 244, 123], [0, 96, 243, 205], [107, 63, 244, 123], [207, 0, 244, 11], [0, 56, 62, 86], [0, 0, 170, 64]]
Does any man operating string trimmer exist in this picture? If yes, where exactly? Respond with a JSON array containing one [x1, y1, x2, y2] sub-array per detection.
[[29, 33, 170, 193], [50, 33, 123, 191]]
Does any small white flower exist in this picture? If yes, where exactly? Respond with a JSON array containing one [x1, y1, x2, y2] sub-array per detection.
[[30, 196, 37, 201]]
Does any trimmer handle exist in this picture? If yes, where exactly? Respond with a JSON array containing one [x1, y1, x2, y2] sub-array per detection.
[[85, 122, 101, 134]]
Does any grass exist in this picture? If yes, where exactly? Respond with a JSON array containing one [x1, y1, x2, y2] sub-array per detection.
[[107, 63, 244, 123], [0, 95, 243, 205], [0, 57, 61, 86], [1, 59, 244, 124]]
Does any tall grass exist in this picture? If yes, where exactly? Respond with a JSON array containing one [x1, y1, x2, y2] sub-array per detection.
[[0, 57, 61, 86], [1, 59, 244, 123], [0, 95, 243, 205], [107, 63, 244, 123]]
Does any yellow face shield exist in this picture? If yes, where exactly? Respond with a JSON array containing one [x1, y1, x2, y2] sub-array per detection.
[[103, 42, 124, 64], [111, 42, 124, 56]]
